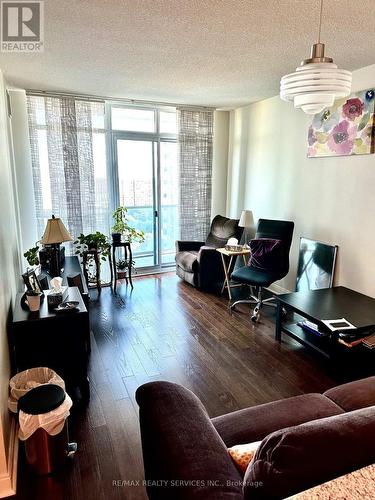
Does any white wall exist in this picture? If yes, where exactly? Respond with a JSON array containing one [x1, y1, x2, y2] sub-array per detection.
[[0, 71, 20, 496], [211, 111, 229, 217], [227, 63, 375, 296]]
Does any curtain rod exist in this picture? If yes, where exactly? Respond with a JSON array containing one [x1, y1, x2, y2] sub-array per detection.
[[25, 89, 216, 111]]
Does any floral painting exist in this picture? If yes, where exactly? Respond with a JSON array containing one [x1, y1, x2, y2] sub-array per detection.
[[307, 89, 375, 157]]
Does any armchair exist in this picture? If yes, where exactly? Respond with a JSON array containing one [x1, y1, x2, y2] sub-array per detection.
[[175, 215, 242, 290]]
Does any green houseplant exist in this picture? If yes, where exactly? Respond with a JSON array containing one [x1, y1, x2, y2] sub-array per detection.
[[74, 232, 111, 260], [116, 258, 135, 279], [74, 232, 111, 284], [24, 242, 40, 267], [111, 206, 145, 244]]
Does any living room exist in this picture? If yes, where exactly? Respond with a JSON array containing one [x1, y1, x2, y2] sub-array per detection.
[[0, 1, 375, 499]]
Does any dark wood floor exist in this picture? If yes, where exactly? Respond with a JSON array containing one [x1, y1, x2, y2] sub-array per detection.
[[14, 273, 341, 500]]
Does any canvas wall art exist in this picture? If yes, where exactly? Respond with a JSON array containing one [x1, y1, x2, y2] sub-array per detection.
[[307, 89, 375, 157]]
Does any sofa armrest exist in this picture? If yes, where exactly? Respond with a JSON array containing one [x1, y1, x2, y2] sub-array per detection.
[[136, 381, 243, 500], [175, 240, 205, 253], [244, 405, 375, 499]]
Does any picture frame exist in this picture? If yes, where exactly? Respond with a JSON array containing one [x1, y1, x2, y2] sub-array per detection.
[[295, 237, 338, 292], [307, 88, 375, 158], [22, 269, 43, 294]]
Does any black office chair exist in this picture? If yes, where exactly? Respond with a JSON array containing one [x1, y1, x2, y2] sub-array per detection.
[[230, 219, 294, 322]]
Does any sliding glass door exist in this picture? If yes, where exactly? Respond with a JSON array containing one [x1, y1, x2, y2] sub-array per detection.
[[110, 106, 178, 271], [115, 138, 157, 267]]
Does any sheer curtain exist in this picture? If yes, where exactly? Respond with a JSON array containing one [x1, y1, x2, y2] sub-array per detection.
[[177, 108, 214, 241], [27, 95, 109, 245]]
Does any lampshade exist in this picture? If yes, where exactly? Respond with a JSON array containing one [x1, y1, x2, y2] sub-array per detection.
[[280, 47, 352, 115], [239, 210, 254, 228], [41, 215, 73, 244], [280, 0, 352, 115]]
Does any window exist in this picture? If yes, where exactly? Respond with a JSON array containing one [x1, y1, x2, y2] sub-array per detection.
[[160, 111, 177, 134], [111, 107, 155, 132], [27, 95, 109, 241], [27, 96, 179, 271]]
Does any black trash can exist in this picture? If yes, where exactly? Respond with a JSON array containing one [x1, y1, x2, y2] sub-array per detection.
[[18, 384, 77, 475]]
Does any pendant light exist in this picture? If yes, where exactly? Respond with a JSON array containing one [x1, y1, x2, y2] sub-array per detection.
[[280, 0, 352, 114]]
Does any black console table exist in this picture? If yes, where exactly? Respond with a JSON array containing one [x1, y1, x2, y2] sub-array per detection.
[[275, 287, 375, 371], [10, 286, 90, 400]]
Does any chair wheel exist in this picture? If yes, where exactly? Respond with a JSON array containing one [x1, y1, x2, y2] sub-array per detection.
[[251, 305, 260, 322]]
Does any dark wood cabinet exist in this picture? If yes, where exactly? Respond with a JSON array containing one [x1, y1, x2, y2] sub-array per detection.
[[10, 286, 90, 399]]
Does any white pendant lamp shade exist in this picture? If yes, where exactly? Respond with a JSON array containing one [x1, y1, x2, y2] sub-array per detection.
[[280, 0, 352, 115], [280, 49, 352, 115]]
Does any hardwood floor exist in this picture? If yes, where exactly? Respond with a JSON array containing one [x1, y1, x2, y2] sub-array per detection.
[[14, 273, 340, 500]]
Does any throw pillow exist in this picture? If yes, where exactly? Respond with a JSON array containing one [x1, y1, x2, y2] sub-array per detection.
[[248, 238, 282, 271], [228, 441, 262, 474]]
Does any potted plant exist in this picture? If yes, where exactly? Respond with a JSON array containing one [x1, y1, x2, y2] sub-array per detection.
[[74, 232, 111, 283], [111, 206, 145, 245], [116, 258, 136, 279], [24, 242, 40, 267], [111, 206, 127, 243], [116, 259, 127, 279], [74, 232, 111, 259]]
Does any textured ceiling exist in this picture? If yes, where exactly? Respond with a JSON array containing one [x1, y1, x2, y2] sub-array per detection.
[[1, 0, 375, 108]]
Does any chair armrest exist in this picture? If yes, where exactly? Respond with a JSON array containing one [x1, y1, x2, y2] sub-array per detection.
[[136, 381, 243, 500], [197, 247, 226, 289], [197, 246, 219, 263], [175, 240, 205, 252]]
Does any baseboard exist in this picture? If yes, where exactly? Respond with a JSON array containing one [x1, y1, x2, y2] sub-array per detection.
[[268, 283, 291, 295], [0, 418, 18, 498]]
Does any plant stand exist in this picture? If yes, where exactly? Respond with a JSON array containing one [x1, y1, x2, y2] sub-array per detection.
[[111, 241, 133, 293], [82, 249, 113, 294]]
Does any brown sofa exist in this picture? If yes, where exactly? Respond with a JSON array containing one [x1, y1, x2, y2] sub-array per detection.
[[136, 377, 375, 499]]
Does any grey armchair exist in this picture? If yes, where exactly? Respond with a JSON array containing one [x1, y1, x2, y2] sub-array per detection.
[[175, 215, 242, 290]]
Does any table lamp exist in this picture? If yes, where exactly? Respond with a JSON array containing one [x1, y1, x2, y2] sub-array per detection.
[[40, 215, 73, 276], [239, 210, 254, 247]]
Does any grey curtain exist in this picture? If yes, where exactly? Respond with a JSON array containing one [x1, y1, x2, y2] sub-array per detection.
[[177, 108, 213, 241], [27, 95, 109, 245]]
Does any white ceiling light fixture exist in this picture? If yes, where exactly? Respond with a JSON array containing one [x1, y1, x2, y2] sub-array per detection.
[[280, 0, 352, 115]]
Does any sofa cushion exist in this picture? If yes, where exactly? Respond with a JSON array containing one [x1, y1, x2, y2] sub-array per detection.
[[175, 251, 199, 273], [205, 215, 241, 248], [243, 405, 375, 500], [324, 376, 375, 412], [212, 393, 344, 447]]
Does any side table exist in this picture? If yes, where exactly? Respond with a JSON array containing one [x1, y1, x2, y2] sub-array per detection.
[[111, 241, 133, 293], [216, 247, 250, 300]]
